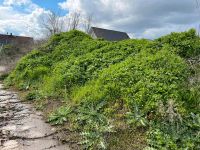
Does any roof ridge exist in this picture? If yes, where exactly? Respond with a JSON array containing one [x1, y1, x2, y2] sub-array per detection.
[[90, 27, 130, 41], [91, 27, 127, 34], [0, 34, 33, 39]]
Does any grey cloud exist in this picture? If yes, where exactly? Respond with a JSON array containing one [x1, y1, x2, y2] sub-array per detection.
[[60, 0, 200, 38]]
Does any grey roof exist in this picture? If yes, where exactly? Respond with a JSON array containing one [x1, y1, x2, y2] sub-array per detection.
[[0, 34, 33, 45], [90, 27, 130, 41]]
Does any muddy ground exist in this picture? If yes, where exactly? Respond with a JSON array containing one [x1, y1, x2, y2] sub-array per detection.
[[0, 82, 71, 150]]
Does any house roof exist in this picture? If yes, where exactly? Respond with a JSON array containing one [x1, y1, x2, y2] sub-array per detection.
[[90, 27, 130, 41], [0, 34, 33, 44], [0, 34, 33, 40]]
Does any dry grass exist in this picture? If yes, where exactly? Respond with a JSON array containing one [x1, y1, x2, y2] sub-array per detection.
[[107, 127, 147, 150]]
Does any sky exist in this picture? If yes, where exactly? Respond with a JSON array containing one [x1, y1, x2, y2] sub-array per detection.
[[0, 0, 200, 39], [32, 0, 67, 14]]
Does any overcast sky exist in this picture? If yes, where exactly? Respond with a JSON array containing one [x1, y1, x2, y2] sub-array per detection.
[[0, 0, 199, 39]]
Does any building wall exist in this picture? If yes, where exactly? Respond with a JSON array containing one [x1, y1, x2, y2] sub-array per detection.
[[0, 34, 34, 52], [0, 34, 34, 57]]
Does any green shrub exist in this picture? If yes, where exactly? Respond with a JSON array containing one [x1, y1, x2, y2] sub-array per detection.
[[5, 29, 200, 149], [146, 112, 200, 150], [73, 47, 189, 116], [4, 50, 50, 88], [156, 29, 200, 58]]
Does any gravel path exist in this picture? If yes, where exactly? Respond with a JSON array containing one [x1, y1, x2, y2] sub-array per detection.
[[0, 83, 70, 150]]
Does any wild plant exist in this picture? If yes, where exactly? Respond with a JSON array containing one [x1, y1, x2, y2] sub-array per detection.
[[48, 106, 72, 125], [147, 100, 200, 149], [77, 101, 114, 150], [126, 103, 148, 127]]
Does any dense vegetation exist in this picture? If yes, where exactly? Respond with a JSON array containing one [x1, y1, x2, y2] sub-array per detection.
[[4, 29, 200, 149]]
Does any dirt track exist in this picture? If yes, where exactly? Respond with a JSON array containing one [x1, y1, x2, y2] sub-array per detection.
[[0, 83, 70, 150]]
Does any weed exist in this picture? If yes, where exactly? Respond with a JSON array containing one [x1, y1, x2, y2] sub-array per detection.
[[48, 106, 72, 125]]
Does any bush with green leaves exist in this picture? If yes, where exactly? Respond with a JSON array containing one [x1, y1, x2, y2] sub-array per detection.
[[73, 47, 189, 116], [155, 29, 200, 58], [5, 50, 51, 89], [5, 29, 200, 149], [146, 112, 200, 150]]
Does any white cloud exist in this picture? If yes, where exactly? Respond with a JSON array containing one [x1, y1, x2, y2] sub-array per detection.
[[59, 0, 82, 12], [3, 0, 30, 6], [0, 0, 48, 39], [0, 0, 199, 39], [59, 0, 200, 39]]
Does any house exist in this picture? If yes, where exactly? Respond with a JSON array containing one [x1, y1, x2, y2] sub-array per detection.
[[89, 27, 130, 41], [0, 33, 33, 49]]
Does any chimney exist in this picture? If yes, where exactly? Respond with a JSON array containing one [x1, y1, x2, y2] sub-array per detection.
[[10, 33, 12, 36]]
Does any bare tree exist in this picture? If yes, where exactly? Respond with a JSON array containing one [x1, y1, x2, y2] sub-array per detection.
[[196, 0, 200, 8], [40, 11, 64, 38], [84, 14, 93, 34], [195, 0, 200, 36], [68, 12, 81, 30]]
